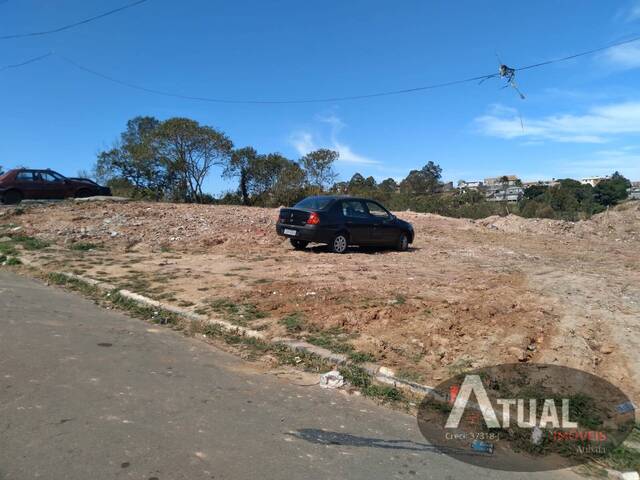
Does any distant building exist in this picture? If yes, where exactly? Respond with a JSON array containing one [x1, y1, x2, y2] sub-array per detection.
[[457, 180, 483, 190], [522, 179, 559, 188], [486, 186, 524, 202], [580, 176, 610, 187], [628, 182, 640, 200], [484, 175, 520, 186]]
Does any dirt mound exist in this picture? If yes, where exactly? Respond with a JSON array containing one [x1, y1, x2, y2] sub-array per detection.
[[475, 201, 640, 242], [13, 201, 282, 252]]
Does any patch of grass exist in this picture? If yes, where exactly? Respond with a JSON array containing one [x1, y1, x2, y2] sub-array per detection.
[[396, 369, 423, 383], [447, 358, 474, 376], [11, 235, 49, 250], [47, 272, 98, 296], [0, 242, 18, 256], [208, 298, 268, 325], [339, 364, 403, 402], [279, 312, 306, 333], [4, 257, 21, 266], [110, 291, 181, 327], [348, 351, 376, 363], [70, 242, 98, 251], [306, 329, 375, 363]]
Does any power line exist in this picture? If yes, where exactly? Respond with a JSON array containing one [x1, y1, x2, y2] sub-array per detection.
[[0, 0, 150, 40], [4, 31, 640, 104], [57, 54, 500, 104], [515, 32, 640, 71], [58, 31, 640, 104], [0, 52, 52, 73]]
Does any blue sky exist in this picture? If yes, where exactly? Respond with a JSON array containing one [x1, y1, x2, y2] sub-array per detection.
[[1, 0, 640, 195]]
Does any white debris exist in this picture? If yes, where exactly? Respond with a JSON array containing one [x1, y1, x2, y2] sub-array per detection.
[[610, 472, 640, 480], [319, 370, 344, 389], [531, 426, 543, 445]]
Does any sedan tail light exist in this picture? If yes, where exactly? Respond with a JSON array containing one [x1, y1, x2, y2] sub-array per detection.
[[306, 212, 320, 225]]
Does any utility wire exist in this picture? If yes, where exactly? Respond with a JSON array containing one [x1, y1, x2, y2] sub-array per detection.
[[515, 32, 640, 71], [57, 54, 499, 104], [0, 51, 52, 73], [4, 31, 640, 104], [0, 0, 150, 40], [59, 31, 640, 105]]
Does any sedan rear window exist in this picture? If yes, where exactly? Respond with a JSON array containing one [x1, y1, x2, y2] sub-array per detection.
[[293, 196, 333, 210]]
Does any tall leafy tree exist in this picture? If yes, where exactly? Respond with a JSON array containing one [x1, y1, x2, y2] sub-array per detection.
[[95, 116, 165, 197], [299, 149, 339, 193], [400, 161, 442, 194], [594, 172, 631, 206], [156, 118, 233, 203], [224, 147, 258, 205]]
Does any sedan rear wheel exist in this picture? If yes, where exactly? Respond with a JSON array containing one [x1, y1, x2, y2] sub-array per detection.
[[331, 233, 348, 254], [396, 232, 409, 251], [290, 239, 309, 250]]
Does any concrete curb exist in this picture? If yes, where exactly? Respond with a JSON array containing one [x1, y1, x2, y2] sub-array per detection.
[[48, 270, 437, 397]]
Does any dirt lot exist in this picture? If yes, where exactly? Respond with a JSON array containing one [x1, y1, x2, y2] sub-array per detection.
[[2, 199, 639, 401]]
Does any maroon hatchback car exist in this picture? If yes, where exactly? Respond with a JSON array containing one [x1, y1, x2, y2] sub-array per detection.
[[0, 168, 111, 204]]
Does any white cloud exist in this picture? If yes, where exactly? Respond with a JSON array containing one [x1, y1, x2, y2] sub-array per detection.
[[333, 142, 379, 165], [561, 149, 640, 179], [475, 101, 640, 143], [601, 42, 640, 70], [289, 114, 379, 165], [290, 131, 316, 156]]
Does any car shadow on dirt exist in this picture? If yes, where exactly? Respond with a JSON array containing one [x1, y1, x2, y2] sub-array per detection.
[[304, 244, 420, 255]]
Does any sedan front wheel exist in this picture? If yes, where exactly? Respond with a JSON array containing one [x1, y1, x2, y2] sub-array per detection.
[[397, 232, 409, 251]]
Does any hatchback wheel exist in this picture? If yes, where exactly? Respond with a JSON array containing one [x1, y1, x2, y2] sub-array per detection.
[[290, 239, 309, 250], [75, 189, 92, 198], [397, 232, 409, 251], [331, 233, 348, 254], [2, 190, 23, 205]]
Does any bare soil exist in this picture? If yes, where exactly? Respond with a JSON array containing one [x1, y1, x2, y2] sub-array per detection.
[[3, 200, 639, 401]]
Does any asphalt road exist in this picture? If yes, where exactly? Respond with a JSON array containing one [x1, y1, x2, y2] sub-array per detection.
[[0, 271, 580, 480]]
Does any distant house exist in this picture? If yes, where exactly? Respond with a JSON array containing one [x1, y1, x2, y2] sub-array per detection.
[[486, 186, 524, 202], [580, 176, 610, 187], [484, 175, 520, 186], [628, 182, 640, 200], [522, 179, 559, 188], [457, 180, 483, 190]]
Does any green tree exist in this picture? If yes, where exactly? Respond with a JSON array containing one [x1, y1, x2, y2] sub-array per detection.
[[95, 116, 166, 198], [399, 161, 442, 194], [156, 118, 233, 203], [224, 147, 257, 205], [378, 178, 398, 193], [594, 172, 631, 206], [299, 149, 339, 193], [347, 173, 377, 196], [523, 184, 547, 200]]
